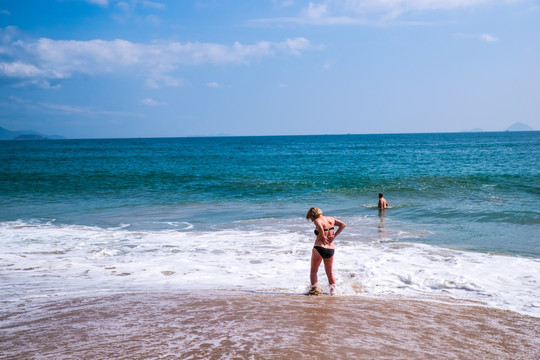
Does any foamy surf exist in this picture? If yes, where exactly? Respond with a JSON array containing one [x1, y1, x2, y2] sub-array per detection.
[[1, 219, 539, 318]]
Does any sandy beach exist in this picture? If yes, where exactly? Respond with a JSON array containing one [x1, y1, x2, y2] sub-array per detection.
[[2, 291, 539, 359]]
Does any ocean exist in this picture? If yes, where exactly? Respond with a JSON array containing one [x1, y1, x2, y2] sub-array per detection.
[[1, 132, 539, 358]]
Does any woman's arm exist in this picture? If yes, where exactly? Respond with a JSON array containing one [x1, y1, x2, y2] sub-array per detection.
[[331, 218, 346, 240], [314, 218, 329, 244]]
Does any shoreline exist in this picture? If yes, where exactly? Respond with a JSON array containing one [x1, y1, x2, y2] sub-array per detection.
[[2, 290, 539, 359]]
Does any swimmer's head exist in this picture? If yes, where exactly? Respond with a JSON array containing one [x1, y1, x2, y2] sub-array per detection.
[[379, 193, 384, 198], [306, 207, 322, 221]]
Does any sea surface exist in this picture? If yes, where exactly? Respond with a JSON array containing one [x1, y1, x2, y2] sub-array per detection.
[[1, 132, 539, 318]]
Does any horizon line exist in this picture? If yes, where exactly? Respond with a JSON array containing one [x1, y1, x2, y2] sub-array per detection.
[[2, 129, 538, 141]]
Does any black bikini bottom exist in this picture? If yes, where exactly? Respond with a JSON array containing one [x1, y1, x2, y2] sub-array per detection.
[[314, 246, 335, 259]]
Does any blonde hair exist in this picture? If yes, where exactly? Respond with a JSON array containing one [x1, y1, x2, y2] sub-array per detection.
[[306, 207, 322, 220]]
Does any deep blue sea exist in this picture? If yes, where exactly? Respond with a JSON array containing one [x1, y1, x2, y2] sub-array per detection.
[[1, 132, 539, 316]]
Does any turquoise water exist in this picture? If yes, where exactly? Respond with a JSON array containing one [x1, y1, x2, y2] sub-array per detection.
[[1, 132, 538, 256], [1, 131, 540, 317]]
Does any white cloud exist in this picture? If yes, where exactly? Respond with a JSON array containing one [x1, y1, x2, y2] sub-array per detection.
[[456, 32, 500, 42], [141, 1, 166, 10], [480, 33, 499, 42], [275, 37, 313, 55], [40, 102, 142, 117], [40, 102, 97, 114], [303, 2, 328, 18], [11, 79, 62, 89], [252, 0, 513, 24], [249, 13, 364, 26], [145, 74, 186, 88], [116, 1, 130, 11], [206, 82, 221, 88], [88, 1, 165, 24], [145, 14, 162, 25], [273, 0, 295, 7], [142, 98, 166, 106], [0, 61, 45, 78], [0, 25, 18, 44], [3, 96, 142, 117], [337, 0, 493, 16], [86, 0, 166, 7], [86, 0, 109, 6], [0, 29, 313, 88]]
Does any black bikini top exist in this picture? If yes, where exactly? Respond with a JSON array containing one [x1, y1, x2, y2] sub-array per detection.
[[314, 227, 335, 236]]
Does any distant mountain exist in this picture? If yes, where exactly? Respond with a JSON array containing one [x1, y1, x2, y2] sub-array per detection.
[[0, 126, 19, 140], [14, 134, 46, 140], [506, 122, 534, 131], [0, 126, 65, 140]]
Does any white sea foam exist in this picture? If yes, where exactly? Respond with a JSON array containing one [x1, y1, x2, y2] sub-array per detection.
[[0, 219, 539, 318]]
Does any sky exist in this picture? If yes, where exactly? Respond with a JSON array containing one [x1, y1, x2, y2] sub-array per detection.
[[0, 0, 539, 139]]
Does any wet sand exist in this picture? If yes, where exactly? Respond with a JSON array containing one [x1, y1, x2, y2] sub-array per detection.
[[2, 291, 539, 359]]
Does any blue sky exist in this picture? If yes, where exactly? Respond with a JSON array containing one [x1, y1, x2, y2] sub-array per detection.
[[0, 0, 538, 138]]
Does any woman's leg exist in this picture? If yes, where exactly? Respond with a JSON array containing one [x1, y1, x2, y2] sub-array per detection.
[[323, 256, 335, 286], [310, 248, 323, 286]]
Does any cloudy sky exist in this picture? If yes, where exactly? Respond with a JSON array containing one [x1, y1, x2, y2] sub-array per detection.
[[0, 0, 538, 138]]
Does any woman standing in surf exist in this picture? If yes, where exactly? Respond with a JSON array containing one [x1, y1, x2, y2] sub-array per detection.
[[306, 207, 346, 295]]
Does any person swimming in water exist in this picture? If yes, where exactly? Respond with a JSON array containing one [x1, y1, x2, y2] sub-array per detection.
[[378, 193, 388, 209], [305, 207, 346, 295]]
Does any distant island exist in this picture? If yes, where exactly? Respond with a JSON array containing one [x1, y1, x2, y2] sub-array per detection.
[[506, 122, 534, 132], [462, 122, 535, 133], [1, 123, 536, 141], [0, 126, 65, 140], [14, 134, 46, 140]]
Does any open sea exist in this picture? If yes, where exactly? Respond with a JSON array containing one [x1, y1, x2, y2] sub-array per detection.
[[1, 131, 539, 358]]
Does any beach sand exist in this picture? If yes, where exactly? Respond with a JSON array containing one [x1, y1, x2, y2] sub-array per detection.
[[2, 291, 539, 359]]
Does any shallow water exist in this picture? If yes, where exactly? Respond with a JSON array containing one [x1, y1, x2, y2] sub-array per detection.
[[2, 291, 539, 359]]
